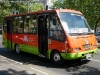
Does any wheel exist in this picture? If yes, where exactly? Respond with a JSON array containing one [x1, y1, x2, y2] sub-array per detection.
[[15, 45, 21, 54], [51, 51, 65, 65]]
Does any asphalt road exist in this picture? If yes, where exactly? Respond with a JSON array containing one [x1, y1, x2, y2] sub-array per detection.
[[0, 36, 100, 75]]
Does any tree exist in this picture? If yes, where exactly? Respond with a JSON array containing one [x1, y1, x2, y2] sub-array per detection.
[[53, 0, 100, 31], [0, 0, 44, 27]]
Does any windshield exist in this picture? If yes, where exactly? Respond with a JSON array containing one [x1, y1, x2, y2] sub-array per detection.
[[59, 12, 92, 34]]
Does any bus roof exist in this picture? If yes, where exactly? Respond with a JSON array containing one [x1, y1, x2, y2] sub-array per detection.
[[4, 9, 82, 18]]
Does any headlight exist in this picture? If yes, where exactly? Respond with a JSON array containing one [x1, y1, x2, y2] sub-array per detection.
[[74, 48, 80, 52]]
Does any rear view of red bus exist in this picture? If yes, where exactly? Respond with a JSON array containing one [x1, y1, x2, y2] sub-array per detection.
[[2, 9, 98, 65]]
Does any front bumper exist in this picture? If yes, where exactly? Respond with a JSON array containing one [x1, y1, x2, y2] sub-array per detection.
[[61, 48, 98, 60]]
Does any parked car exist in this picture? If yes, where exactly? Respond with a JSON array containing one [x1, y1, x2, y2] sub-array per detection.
[[95, 31, 100, 42]]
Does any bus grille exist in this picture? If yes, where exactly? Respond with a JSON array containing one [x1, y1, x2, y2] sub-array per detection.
[[82, 44, 91, 50]]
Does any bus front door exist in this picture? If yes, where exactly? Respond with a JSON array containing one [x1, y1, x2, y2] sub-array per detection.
[[38, 15, 48, 57], [7, 19, 12, 49]]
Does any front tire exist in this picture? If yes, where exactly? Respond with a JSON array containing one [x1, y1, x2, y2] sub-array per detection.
[[51, 51, 65, 65], [15, 45, 21, 54]]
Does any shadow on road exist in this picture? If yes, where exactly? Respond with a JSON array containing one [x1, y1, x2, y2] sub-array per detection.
[[0, 69, 36, 75], [0, 47, 89, 68], [0, 47, 100, 75], [66, 64, 100, 75]]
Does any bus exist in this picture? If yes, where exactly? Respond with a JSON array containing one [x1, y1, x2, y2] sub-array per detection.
[[2, 9, 98, 65]]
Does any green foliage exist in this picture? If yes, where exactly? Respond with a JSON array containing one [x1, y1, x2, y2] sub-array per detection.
[[0, 0, 44, 27], [53, 0, 100, 30], [29, 3, 44, 12]]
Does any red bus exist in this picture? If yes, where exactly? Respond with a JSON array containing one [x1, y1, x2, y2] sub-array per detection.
[[2, 9, 98, 65]]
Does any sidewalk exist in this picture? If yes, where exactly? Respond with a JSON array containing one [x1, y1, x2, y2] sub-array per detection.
[[0, 35, 2, 37]]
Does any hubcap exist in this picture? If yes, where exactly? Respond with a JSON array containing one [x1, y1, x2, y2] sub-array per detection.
[[53, 53, 60, 62], [16, 45, 20, 53]]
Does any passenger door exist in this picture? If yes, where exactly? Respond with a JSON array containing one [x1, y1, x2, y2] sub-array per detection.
[[38, 15, 48, 56], [6, 19, 13, 49]]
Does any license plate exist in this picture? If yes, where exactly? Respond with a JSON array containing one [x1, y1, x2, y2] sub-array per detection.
[[85, 44, 90, 50], [86, 53, 91, 59], [85, 45, 90, 48]]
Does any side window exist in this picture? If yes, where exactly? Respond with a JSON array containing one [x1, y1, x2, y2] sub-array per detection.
[[29, 15, 37, 34], [19, 16, 24, 33], [13, 17, 19, 33], [3, 20, 7, 32], [46, 15, 49, 30], [13, 16, 24, 33], [24, 15, 37, 34], [45, 15, 50, 36], [24, 15, 30, 33], [49, 14, 65, 41]]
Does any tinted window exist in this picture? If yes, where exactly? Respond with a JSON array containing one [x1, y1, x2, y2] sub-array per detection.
[[13, 16, 24, 33], [49, 14, 65, 41], [59, 12, 92, 34], [24, 15, 37, 34]]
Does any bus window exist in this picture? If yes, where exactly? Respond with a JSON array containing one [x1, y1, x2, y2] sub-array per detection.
[[24, 16, 30, 33], [29, 15, 37, 34], [3, 20, 7, 32], [49, 14, 65, 41], [46, 15, 49, 30], [13, 17, 19, 33], [19, 16, 24, 33], [13, 16, 24, 33]]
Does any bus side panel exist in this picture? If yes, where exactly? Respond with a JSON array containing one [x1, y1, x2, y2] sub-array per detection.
[[2, 32, 12, 49], [48, 40, 62, 52], [2, 32, 15, 51], [47, 39, 62, 59], [11, 34, 39, 55], [21, 34, 38, 55], [7, 33, 12, 49]]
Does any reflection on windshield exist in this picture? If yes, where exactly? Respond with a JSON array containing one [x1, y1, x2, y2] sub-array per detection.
[[59, 12, 92, 33]]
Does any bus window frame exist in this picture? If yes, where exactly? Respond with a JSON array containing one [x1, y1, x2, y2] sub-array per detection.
[[13, 16, 24, 34], [49, 13, 66, 42], [24, 14, 38, 35], [3, 19, 7, 33]]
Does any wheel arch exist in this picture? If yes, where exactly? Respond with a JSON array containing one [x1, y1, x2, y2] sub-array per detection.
[[50, 49, 59, 59], [14, 43, 18, 50], [50, 49, 65, 65]]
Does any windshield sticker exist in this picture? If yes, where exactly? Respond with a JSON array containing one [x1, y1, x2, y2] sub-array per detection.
[[70, 28, 88, 33], [71, 13, 81, 16]]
